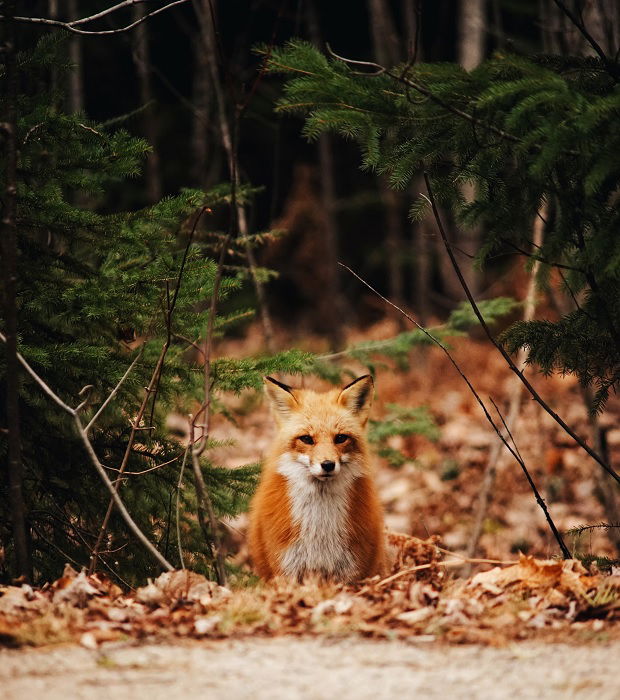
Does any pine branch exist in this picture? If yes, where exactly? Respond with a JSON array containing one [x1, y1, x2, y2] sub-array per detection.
[[89, 206, 208, 575]]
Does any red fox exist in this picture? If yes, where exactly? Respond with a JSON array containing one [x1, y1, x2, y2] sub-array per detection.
[[248, 374, 386, 582]]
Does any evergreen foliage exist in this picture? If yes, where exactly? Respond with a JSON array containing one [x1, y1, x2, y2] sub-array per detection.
[[0, 36, 306, 584], [369, 404, 439, 468], [266, 40, 620, 411]]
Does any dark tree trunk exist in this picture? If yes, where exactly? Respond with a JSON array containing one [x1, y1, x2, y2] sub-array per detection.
[[402, 3, 431, 322], [306, 0, 345, 350], [196, 0, 276, 350], [369, 0, 406, 322], [132, 2, 162, 204], [1, 2, 32, 581], [67, 0, 84, 114], [191, 34, 214, 188]]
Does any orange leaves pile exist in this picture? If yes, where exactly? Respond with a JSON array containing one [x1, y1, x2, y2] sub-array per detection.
[[1, 543, 619, 649]]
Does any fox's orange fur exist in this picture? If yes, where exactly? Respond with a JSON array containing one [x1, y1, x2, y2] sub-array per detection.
[[248, 375, 385, 582]]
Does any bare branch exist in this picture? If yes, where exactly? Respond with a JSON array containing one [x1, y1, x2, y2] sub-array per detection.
[[102, 454, 178, 475], [176, 439, 191, 570], [190, 449, 227, 584], [73, 412, 174, 571], [502, 238, 585, 273], [85, 348, 144, 433], [0, 331, 75, 414], [9, 0, 190, 36], [336, 265, 570, 558], [551, 0, 619, 80], [326, 43, 386, 75], [422, 172, 620, 487], [69, 0, 148, 26]]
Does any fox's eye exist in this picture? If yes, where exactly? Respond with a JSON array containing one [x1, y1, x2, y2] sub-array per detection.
[[334, 434, 349, 444], [298, 435, 314, 445]]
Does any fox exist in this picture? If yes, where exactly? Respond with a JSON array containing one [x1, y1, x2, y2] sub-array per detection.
[[248, 374, 386, 582]]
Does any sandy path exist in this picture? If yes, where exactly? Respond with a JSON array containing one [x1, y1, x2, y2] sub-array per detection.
[[2, 637, 618, 700]]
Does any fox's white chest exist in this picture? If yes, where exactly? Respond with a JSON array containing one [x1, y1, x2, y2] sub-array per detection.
[[277, 454, 359, 580]]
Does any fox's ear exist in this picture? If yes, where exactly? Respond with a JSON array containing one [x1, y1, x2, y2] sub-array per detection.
[[264, 376, 299, 423], [337, 374, 374, 425]]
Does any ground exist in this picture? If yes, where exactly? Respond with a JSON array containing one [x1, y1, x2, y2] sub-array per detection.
[[3, 637, 620, 699], [3, 322, 620, 695]]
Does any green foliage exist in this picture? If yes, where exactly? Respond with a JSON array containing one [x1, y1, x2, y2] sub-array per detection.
[[0, 37, 302, 585], [369, 404, 439, 467], [267, 40, 620, 410]]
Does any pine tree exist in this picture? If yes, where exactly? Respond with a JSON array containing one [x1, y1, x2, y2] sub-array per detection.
[[0, 35, 309, 585], [265, 39, 620, 412]]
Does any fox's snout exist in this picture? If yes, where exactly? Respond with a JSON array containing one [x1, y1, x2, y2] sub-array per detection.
[[308, 455, 341, 480], [291, 449, 343, 480]]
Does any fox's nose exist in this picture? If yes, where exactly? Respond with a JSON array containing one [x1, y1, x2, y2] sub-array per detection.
[[321, 460, 336, 473]]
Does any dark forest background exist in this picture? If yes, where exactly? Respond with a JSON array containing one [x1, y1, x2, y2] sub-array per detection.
[[40, 0, 553, 331]]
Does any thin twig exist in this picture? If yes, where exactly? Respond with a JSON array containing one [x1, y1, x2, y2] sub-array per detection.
[[502, 238, 585, 273], [336, 266, 571, 559], [10, 1, 190, 36], [550, 0, 618, 80], [490, 395, 524, 464], [147, 206, 210, 428], [85, 348, 144, 432], [102, 454, 178, 475], [176, 440, 191, 570], [422, 173, 620, 487], [375, 557, 518, 589]]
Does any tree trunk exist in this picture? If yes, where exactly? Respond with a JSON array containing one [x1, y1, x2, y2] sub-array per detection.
[[368, 0, 406, 322], [191, 34, 214, 188], [455, 0, 486, 297], [402, 5, 431, 323], [132, 2, 162, 204], [459, 0, 485, 70], [195, 0, 276, 351], [306, 0, 345, 350], [1, 2, 32, 581], [67, 0, 84, 114]]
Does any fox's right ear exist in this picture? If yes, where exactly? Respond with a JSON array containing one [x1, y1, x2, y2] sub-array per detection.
[[264, 376, 299, 424]]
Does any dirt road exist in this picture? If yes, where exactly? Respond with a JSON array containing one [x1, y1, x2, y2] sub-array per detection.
[[2, 637, 617, 700]]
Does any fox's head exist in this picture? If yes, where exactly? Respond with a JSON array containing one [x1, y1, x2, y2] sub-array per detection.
[[264, 375, 374, 483]]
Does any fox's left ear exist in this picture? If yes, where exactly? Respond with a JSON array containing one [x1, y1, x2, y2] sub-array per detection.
[[264, 376, 299, 425], [337, 374, 374, 425]]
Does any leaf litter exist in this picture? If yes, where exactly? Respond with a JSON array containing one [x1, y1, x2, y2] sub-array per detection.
[[1, 534, 619, 650]]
